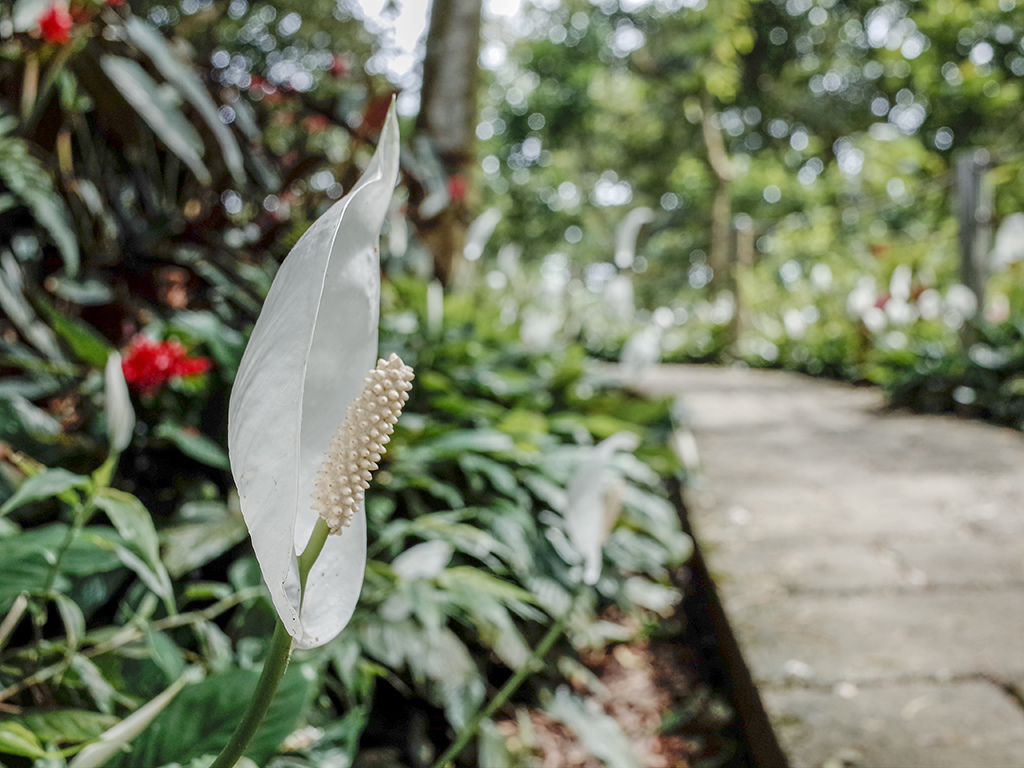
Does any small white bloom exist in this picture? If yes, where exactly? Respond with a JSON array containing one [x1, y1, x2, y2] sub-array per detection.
[[228, 104, 401, 649], [391, 540, 454, 580], [614, 206, 653, 269], [104, 352, 135, 454], [564, 432, 641, 585]]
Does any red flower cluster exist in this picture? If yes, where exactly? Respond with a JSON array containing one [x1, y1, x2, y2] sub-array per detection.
[[38, 3, 73, 44], [121, 336, 212, 394]]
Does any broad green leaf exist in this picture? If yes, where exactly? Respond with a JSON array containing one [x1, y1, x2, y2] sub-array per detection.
[[0, 253, 66, 361], [155, 422, 229, 469], [69, 668, 201, 768], [124, 17, 246, 183], [45, 275, 114, 306], [114, 545, 174, 604], [53, 592, 86, 654], [0, 524, 126, 612], [11, 710, 118, 746], [170, 310, 246, 374], [0, 467, 89, 516], [160, 517, 249, 578], [0, 133, 79, 273], [32, 292, 112, 367], [0, 722, 47, 759], [403, 429, 517, 462], [99, 55, 211, 184], [69, 655, 118, 715], [104, 665, 316, 768], [92, 488, 161, 566]]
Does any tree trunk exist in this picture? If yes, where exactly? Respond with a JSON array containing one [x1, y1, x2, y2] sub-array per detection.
[[700, 100, 734, 295], [415, 0, 482, 286]]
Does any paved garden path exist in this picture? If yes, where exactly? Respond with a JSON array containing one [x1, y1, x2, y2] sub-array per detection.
[[631, 364, 1024, 768]]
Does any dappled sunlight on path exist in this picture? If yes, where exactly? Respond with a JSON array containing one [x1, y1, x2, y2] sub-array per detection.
[[632, 365, 1024, 768]]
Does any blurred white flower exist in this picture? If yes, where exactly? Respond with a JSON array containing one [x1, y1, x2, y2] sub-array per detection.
[[917, 288, 942, 320], [620, 325, 661, 376], [889, 264, 912, 302], [564, 432, 641, 585], [810, 263, 833, 291], [104, 352, 135, 454], [945, 284, 979, 320], [463, 207, 502, 262], [783, 308, 806, 339], [846, 276, 876, 319], [228, 103, 401, 649], [604, 274, 635, 323], [614, 206, 653, 269], [392, 540, 454, 580], [990, 213, 1024, 270]]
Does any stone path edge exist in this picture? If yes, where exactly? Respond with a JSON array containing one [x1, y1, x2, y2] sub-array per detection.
[[668, 480, 790, 768]]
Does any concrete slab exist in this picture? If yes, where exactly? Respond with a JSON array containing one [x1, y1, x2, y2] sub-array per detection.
[[625, 364, 1024, 767], [764, 681, 1024, 768], [733, 588, 1024, 686]]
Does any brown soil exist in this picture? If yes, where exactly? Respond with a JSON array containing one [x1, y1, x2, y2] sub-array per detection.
[[494, 622, 733, 767]]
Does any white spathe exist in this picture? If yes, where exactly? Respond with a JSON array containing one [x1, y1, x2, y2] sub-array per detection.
[[104, 351, 135, 454], [564, 432, 641, 585], [228, 104, 400, 649]]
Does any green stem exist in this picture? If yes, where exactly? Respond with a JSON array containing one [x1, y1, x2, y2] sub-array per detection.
[[43, 500, 93, 595], [297, 518, 330, 597], [209, 520, 330, 768], [209, 619, 293, 768], [431, 609, 572, 768]]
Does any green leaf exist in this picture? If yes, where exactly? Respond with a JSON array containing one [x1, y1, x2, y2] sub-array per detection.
[[0, 524, 126, 612], [31, 292, 113, 367], [155, 422, 230, 469], [104, 665, 316, 767], [11, 709, 119, 746], [92, 488, 161, 566], [0, 253, 66, 361], [160, 516, 248, 578], [123, 17, 246, 183], [68, 668, 201, 768], [169, 310, 246, 375], [0, 132, 79, 273], [0, 467, 89, 517], [99, 55, 211, 184], [0, 722, 47, 759], [89, 491, 169, 603], [52, 592, 86, 654]]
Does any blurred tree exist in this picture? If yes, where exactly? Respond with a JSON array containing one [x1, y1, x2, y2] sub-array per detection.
[[415, 0, 483, 285], [476, 0, 1024, 308]]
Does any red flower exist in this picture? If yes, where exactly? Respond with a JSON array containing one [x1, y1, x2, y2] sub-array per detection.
[[121, 336, 212, 394], [447, 174, 468, 203], [302, 114, 331, 134], [38, 3, 73, 44], [330, 54, 349, 79]]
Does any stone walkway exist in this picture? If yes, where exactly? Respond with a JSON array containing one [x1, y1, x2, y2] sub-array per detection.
[[632, 364, 1024, 768]]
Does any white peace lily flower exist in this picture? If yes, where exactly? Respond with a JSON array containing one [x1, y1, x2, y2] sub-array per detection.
[[104, 351, 135, 454], [564, 432, 642, 585], [228, 104, 405, 650]]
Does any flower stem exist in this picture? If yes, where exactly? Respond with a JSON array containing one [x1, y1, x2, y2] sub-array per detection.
[[209, 619, 292, 768], [297, 518, 330, 596], [209, 520, 330, 768], [430, 609, 572, 768]]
